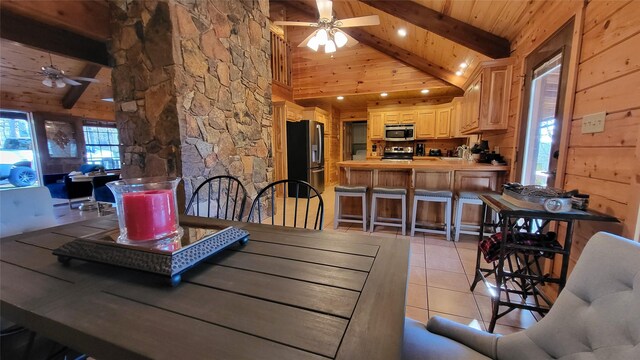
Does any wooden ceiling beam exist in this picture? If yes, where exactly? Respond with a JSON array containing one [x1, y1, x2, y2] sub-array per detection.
[[360, 0, 511, 59], [0, 0, 110, 42], [346, 28, 461, 88], [276, 0, 461, 88], [0, 10, 110, 67], [62, 64, 103, 109]]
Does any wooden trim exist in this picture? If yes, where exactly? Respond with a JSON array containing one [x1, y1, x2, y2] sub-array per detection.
[[0, 10, 110, 67], [555, 7, 586, 191], [360, 0, 510, 59], [62, 64, 103, 109]]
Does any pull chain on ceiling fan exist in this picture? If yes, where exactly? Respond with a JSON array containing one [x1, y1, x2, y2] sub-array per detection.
[[274, 0, 380, 53]]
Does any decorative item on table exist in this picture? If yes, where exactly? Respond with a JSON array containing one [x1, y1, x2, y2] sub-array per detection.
[[107, 177, 183, 245], [571, 193, 590, 210], [502, 183, 578, 213], [53, 224, 250, 286]]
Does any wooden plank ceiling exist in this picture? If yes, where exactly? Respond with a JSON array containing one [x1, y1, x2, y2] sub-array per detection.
[[0, 1, 113, 119], [0, 39, 113, 117], [275, 0, 547, 110]]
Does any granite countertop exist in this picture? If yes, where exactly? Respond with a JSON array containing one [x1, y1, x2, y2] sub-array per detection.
[[337, 159, 510, 171]]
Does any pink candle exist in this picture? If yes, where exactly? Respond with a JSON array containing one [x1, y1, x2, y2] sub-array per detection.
[[123, 189, 177, 241]]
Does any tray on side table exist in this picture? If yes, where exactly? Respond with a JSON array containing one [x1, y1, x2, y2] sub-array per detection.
[[53, 225, 250, 286]]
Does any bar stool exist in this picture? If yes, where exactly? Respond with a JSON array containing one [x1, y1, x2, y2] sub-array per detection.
[[333, 185, 368, 232], [410, 189, 453, 240], [370, 187, 407, 236], [454, 191, 495, 241]]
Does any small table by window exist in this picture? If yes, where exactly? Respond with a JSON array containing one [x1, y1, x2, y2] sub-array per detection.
[[472, 193, 618, 332]]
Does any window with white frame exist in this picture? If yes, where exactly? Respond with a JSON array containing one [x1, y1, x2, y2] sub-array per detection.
[[83, 124, 120, 170]]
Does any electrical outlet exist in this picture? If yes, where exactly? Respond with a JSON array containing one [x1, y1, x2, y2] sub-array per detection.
[[582, 111, 606, 133]]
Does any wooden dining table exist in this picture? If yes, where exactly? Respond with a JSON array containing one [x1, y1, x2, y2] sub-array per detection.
[[0, 215, 410, 360]]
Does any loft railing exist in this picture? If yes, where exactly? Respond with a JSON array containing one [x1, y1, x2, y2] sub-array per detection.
[[270, 28, 292, 87]]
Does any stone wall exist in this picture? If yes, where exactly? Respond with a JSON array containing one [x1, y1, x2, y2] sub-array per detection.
[[110, 0, 273, 214]]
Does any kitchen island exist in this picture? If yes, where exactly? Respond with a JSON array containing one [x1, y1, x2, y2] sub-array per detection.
[[338, 159, 510, 228]]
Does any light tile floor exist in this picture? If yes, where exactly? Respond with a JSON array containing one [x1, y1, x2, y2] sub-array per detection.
[[266, 185, 538, 335], [55, 185, 537, 336]]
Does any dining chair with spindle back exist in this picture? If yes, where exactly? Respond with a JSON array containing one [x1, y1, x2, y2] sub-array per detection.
[[185, 175, 248, 221], [247, 179, 324, 230]]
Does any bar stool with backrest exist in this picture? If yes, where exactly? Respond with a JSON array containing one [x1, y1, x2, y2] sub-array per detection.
[[410, 189, 453, 240], [454, 191, 496, 241], [333, 185, 368, 231], [370, 187, 407, 236]]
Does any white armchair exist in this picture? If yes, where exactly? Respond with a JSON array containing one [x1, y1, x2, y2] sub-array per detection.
[[403, 231, 640, 360], [0, 186, 57, 237]]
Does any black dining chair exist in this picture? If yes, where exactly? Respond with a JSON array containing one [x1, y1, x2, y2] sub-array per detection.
[[92, 174, 120, 203], [247, 179, 324, 230], [185, 175, 248, 221]]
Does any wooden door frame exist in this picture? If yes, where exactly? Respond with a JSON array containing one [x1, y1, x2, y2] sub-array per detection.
[[511, 6, 585, 190], [340, 117, 367, 162]]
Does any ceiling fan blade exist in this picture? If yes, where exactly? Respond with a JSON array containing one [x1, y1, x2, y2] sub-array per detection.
[[297, 31, 319, 47], [336, 15, 380, 28], [273, 20, 317, 27], [62, 77, 82, 86], [71, 76, 100, 83], [341, 30, 359, 47], [317, 0, 333, 20]]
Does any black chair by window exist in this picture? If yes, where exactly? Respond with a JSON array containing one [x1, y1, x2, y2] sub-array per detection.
[[92, 174, 121, 203], [185, 175, 248, 221], [248, 179, 324, 230]]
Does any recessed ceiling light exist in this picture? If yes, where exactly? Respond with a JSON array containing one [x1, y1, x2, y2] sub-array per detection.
[[337, 96, 344, 100], [455, 70, 463, 76], [397, 28, 407, 37], [420, 89, 430, 94], [380, 92, 388, 97], [459, 62, 468, 69]]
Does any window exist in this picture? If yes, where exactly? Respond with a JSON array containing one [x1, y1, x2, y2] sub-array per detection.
[[83, 125, 120, 170], [0, 110, 39, 188]]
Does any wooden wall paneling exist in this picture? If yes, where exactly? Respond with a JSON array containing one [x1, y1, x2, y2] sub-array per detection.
[[572, 67, 640, 119], [568, 109, 639, 147], [576, 33, 640, 91], [564, 147, 634, 184], [582, 0, 632, 33], [580, 1, 640, 62]]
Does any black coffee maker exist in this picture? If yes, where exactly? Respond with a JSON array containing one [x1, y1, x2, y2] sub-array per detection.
[[416, 143, 425, 156]]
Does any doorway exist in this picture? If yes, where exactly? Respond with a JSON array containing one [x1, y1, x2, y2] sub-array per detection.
[[343, 121, 367, 160], [517, 19, 574, 187], [0, 110, 40, 188]]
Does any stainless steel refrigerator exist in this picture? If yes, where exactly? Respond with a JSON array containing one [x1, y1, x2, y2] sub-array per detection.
[[286, 120, 324, 197]]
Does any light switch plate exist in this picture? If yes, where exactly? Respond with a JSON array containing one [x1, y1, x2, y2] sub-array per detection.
[[582, 111, 606, 133]]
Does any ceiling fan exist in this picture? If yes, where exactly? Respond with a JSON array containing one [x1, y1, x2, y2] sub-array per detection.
[[274, 0, 380, 53], [39, 54, 100, 88]]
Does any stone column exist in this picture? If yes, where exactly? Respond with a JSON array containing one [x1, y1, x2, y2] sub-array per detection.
[[110, 0, 273, 212]]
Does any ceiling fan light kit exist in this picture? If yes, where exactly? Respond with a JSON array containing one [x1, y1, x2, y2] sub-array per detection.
[[276, 0, 380, 54]]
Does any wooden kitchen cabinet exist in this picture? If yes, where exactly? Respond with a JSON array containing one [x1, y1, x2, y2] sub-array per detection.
[[399, 110, 416, 124], [436, 107, 451, 138], [461, 58, 512, 134], [415, 108, 436, 139], [368, 111, 385, 140], [384, 111, 400, 124]]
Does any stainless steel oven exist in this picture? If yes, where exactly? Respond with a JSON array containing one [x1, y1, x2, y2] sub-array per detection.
[[384, 124, 415, 141]]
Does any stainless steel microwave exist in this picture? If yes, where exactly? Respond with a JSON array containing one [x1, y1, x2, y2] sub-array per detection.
[[384, 124, 415, 141]]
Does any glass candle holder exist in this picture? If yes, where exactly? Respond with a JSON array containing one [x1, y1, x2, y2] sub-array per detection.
[[107, 177, 183, 244]]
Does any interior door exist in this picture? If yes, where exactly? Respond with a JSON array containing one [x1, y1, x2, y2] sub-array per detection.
[[517, 19, 574, 187]]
